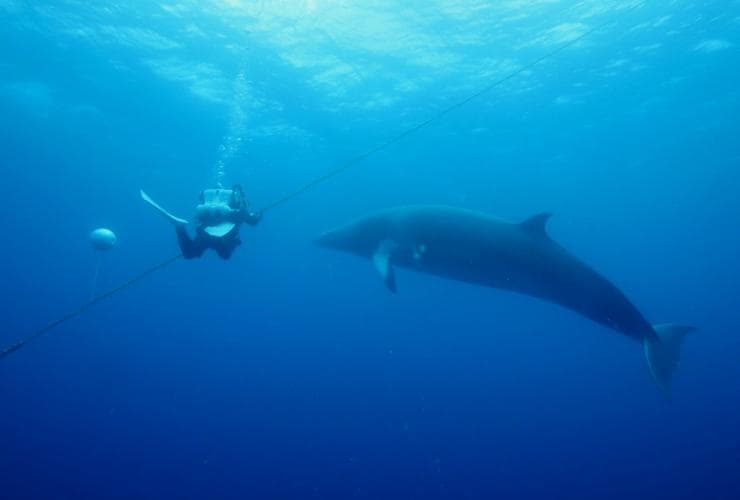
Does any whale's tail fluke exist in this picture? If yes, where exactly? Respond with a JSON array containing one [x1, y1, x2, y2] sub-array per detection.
[[643, 323, 696, 396]]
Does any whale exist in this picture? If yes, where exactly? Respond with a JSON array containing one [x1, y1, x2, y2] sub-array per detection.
[[316, 205, 695, 394]]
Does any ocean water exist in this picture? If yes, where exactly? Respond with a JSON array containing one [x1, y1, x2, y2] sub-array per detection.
[[1, 1, 739, 499]]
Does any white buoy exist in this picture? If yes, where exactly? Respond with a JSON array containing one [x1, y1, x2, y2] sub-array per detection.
[[89, 228, 117, 299], [90, 228, 117, 251]]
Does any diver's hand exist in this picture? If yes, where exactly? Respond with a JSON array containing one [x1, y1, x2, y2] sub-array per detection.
[[247, 211, 262, 226]]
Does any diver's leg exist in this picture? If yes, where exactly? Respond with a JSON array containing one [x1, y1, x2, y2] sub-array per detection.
[[215, 246, 230, 260], [175, 226, 206, 259], [214, 241, 234, 260], [214, 237, 240, 260]]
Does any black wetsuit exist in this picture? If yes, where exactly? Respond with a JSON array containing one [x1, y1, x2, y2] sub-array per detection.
[[176, 212, 260, 260]]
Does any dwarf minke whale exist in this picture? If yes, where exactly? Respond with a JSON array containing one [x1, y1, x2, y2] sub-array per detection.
[[316, 205, 695, 394]]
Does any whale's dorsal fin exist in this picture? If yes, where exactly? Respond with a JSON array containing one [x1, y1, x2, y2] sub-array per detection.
[[373, 239, 398, 293], [520, 212, 552, 238]]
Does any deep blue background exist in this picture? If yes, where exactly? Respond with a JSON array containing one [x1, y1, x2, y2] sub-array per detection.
[[1, 1, 739, 499]]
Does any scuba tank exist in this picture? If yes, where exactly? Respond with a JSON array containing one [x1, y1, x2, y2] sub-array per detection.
[[196, 188, 242, 237]]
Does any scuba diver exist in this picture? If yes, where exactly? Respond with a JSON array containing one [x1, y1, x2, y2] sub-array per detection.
[[141, 185, 261, 260]]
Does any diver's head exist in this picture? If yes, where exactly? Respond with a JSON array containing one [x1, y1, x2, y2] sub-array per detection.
[[230, 184, 248, 211]]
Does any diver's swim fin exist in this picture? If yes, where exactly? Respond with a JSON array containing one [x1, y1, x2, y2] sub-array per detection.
[[140, 190, 189, 226]]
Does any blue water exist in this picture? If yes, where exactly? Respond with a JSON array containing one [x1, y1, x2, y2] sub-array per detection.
[[1, 1, 739, 499]]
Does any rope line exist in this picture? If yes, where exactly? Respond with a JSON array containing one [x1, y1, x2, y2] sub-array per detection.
[[260, 2, 643, 213], [0, 254, 182, 360]]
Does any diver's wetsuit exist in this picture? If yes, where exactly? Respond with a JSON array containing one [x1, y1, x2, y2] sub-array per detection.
[[176, 185, 261, 260], [176, 212, 260, 260]]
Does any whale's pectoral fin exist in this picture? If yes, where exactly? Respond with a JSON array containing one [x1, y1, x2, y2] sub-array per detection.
[[644, 323, 697, 397], [141, 190, 189, 227], [373, 240, 398, 293]]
